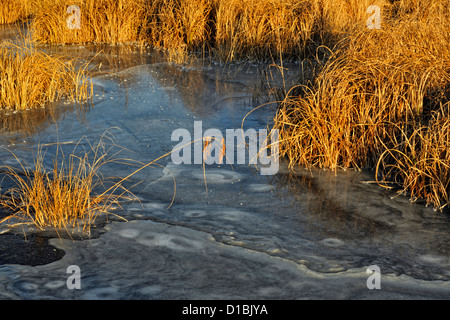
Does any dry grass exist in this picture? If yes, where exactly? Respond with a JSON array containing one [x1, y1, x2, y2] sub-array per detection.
[[0, 40, 92, 111], [145, 0, 212, 62], [0, 129, 183, 233], [0, 0, 32, 25], [273, 1, 450, 210], [30, 0, 149, 45], [28, 0, 214, 62], [212, 0, 314, 61], [16, 0, 391, 62], [376, 108, 450, 210], [0, 132, 137, 233]]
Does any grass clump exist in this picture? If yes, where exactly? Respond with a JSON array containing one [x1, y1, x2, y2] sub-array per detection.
[[146, 0, 213, 62], [0, 132, 137, 234], [0, 41, 92, 111], [212, 0, 315, 62], [30, 0, 149, 45], [0, 0, 32, 25], [273, 1, 450, 210]]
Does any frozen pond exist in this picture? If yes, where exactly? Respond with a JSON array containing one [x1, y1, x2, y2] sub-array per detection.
[[1, 27, 450, 300]]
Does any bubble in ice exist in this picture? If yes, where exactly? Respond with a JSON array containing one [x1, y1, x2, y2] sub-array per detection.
[[218, 208, 252, 221], [118, 228, 141, 239], [17, 281, 39, 291], [83, 287, 121, 299], [248, 183, 276, 192], [320, 238, 345, 247], [139, 285, 163, 297], [418, 254, 449, 265], [141, 202, 168, 211], [184, 209, 208, 218], [136, 232, 204, 251], [192, 169, 244, 184], [44, 280, 66, 289]]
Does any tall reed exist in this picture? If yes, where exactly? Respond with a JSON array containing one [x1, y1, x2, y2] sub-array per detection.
[[213, 0, 314, 61]]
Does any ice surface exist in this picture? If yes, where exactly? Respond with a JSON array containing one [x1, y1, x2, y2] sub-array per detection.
[[0, 30, 450, 299], [1, 220, 450, 299]]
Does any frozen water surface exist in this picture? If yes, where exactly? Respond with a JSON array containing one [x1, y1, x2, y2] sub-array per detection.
[[0, 27, 450, 299]]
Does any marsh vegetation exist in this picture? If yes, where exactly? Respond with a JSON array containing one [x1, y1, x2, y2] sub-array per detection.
[[0, 0, 449, 232]]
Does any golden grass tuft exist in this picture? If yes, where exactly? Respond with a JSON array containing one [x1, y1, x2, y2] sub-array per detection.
[[376, 108, 450, 210], [0, 132, 137, 233], [146, 0, 213, 62], [30, 0, 149, 45], [212, 0, 314, 61], [273, 1, 450, 210], [0, 0, 32, 25], [0, 41, 92, 111]]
